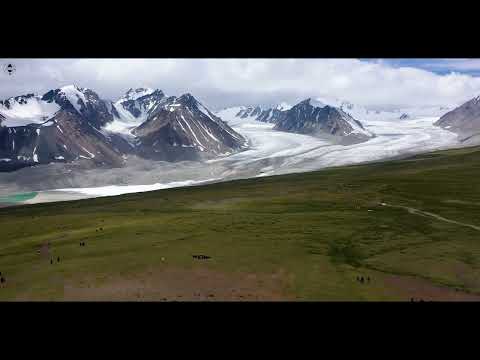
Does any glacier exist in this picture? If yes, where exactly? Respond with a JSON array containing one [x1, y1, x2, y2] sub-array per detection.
[[0, 104, 460, 204]]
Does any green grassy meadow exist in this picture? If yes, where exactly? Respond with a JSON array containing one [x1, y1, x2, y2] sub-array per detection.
[[1, 146, 480, 300]]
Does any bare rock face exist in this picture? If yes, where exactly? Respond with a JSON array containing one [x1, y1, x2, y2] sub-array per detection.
[[134, 93, 246, 161], [434, 96, 480, 143], [273, 99, 373, 144]]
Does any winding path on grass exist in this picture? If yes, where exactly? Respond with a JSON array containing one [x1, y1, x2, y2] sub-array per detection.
[[381, 203, 480, 232]]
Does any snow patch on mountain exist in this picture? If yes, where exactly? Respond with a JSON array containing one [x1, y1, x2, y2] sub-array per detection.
[[276, 102, 292, 111], [338, 110, 372, 137], [119, 88, 155, 102], [106, 88, 166, 135], [0, 95, 60, 127], [59, 85, 88, 114], [104, 105, 145, 135]]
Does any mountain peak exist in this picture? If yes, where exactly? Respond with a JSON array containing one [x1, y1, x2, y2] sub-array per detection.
[[178, 93, 198, 106], [291, 98, 316, 110], [60, 84, 85, 93], [120, 88, 156, 102], [126, 87, 153, 95], [294, 98, 328, 109], [299, 98, 311, 105], [274, 97, 373, 143]]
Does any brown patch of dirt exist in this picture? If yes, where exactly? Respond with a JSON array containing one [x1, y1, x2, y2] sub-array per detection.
[[63, 266, 291, 301], [38, 242, 51, 259], [383, 273, 480, 301], [451, 262, 480, 291]]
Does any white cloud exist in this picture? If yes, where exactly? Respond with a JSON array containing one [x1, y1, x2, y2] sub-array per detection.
[[1, 58, 480, 110]]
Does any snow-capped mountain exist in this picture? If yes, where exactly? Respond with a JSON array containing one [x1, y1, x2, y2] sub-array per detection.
[[0, 86, 133, 172], [0, 86, 246, 171], [133, 93, 247, 161], [41, 85, 116, 129], [434, 95, 480, 144], [223, 98, 372, 143], [273, 99, 373, 144], [106, 88, 247, 161], [105, 88, 167, 134]]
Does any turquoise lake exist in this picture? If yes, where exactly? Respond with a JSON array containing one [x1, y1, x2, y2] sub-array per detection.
[[0, 192, 38, 204]]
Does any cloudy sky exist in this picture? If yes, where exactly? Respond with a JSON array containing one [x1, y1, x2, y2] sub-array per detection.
[[2, 58, 480, 110]]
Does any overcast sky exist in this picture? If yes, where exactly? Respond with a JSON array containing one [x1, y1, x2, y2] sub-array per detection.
[[2, 58, 480, 110]]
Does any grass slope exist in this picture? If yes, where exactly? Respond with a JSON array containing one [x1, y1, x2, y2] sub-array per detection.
[[2, 146, 480, 300]]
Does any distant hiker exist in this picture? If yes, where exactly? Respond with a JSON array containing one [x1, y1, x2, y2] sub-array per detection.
[[367, 277, 370, 283], [50, 259, 53, 265], [360, 277, 364, 283], [0, 277, 4, 283], [57, 257, 60, 262]]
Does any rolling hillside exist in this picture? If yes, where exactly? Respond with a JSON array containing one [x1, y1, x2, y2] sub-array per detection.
[[1, 145, 480, 300]]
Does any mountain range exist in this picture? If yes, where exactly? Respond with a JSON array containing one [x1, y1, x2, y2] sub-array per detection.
[[2, 84, 474, 173], [228, 98, 373, 143], [235, 97, 452, 124], [0, 86, 247, 171]]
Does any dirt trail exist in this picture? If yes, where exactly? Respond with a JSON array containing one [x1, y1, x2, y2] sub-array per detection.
[[381, 203, 480, 231]]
